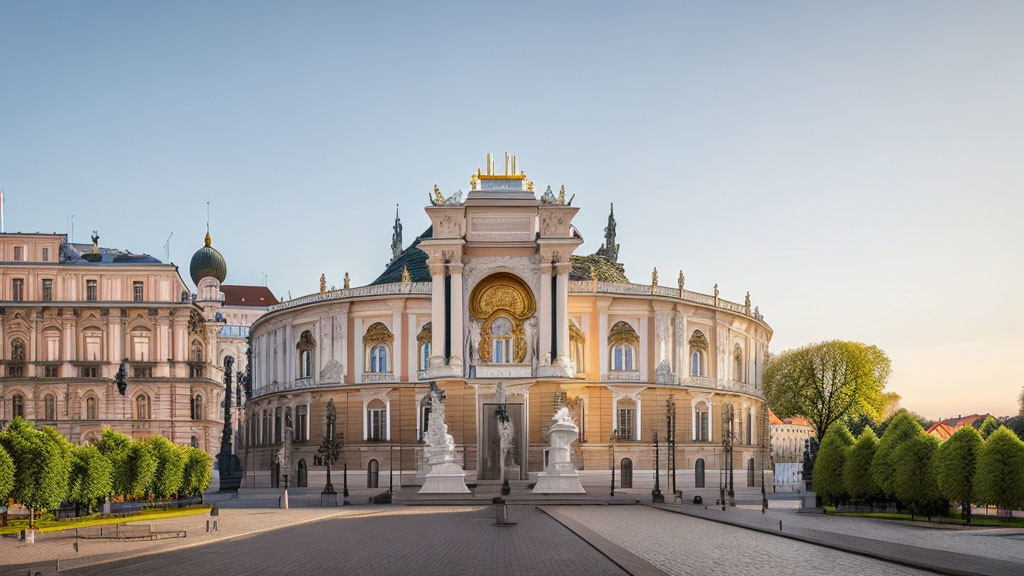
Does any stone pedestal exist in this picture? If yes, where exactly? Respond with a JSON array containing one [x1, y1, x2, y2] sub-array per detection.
[[533, 407, 585, 494], [280, 488, 289, 509], [420, 462, 471, 494], [321, 492, 338, 507]]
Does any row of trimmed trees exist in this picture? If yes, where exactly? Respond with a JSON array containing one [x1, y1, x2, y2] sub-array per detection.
[[813, 410, 1024, 519], [0, 417, 213, 527]]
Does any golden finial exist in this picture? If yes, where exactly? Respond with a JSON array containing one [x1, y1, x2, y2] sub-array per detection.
[[203, 232, 211, 247], [320, 274, 326, 294], [344, 272, 350, 289], [678, 270, 685, 296], [527, 180, 534, 192], [401, 265, 411, 284], [91, 231, 100, 254], [433, 184, 444, 205], [470, 172, 479, 190], [557, 185, 565, 205], [651, 267, 659, 294]]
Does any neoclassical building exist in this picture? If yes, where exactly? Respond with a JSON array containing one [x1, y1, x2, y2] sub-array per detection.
[[0, 232, 227, 453], [242, 155, 773, 491]]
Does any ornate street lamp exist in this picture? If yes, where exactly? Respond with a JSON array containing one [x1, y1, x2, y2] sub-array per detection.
[[652, 430, 664, 503]]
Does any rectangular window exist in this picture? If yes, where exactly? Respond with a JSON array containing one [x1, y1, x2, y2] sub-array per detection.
[[86, 280, 97, 301], [41, 279, 53, 301], [133, 366, 153, 378], [8, 365, 24, 378], [11, 279, 23, 301], [617, 408, 634, 440], [44, 365, 59, 378], [41, 247, 49, 262], [368, 408, 387, 441], [13, 246, 22, 261], [133, 281, 144, 302], [81, 366, 99, 378]]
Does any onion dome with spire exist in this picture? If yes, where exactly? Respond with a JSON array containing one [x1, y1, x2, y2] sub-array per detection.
[[190, 231, 228, 285]]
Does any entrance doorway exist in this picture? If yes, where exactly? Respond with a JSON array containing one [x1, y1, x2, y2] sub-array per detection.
[[368, 459, 379, 488], [620, 458, 633, 488]]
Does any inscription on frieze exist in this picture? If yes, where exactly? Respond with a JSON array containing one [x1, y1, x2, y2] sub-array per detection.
[[468, 216, 533, 242]]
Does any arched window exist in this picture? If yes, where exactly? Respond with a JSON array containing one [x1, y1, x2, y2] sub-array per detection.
[[297, 331, 315, 378], [44, 393, 56, 420], [367, 399, 387, 441], [190, 436, 198, 449], [417, 323, 432, 371], [746, 409, 753, 444], [297, 459, 308, 488], [86, 396, 98, 420], [136, 393, 151, 420], [189, 341, 204, 378], [11, 393, 24, 418], [489, 316, 514, 364], [695, 458, 706, 488], [608, 321, 639, 372], [369, 345, 389, 373], [694, 401, 710, 442], [8, 338, 25, 377], [193, 394, 203, 420], [689, 330, 708, 377], [733, 344, 744, 382]]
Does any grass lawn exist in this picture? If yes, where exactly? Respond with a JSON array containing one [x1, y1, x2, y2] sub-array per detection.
[[828, 509, 1024, 528], [0, 505, 210, 535]]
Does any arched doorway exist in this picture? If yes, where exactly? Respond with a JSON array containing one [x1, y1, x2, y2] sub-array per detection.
[[695, 458, 706, 488], [747, 458, 755, 487], [367, 459, 379, 489], [297, 459, 308, 488], [620, 457, 633, 489]]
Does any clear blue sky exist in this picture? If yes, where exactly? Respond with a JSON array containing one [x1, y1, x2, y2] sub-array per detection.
[[2, 1, 1022, 419]]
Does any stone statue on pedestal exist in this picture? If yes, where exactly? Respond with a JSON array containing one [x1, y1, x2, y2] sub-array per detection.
[[533, 407, 586, 494], [419, 383, 470, 494]]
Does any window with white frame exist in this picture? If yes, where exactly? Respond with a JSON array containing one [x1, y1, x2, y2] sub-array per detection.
[[369, 345, 389, 373], [295, 405, 308, 441], [608, 321, 639, 372], [694, 401, 710, 441], [689, 330, 708, 377], [612, 344, 634, 371], [367, 399, 387, 441], [616, 398, 636, 440], [297, 330, 315, 378], [136, 393, 151, 420], [490, 316, 514, 364], [44, 393, 56, 420], [86, 396, 98, 420], [419, 342, 430, 370]]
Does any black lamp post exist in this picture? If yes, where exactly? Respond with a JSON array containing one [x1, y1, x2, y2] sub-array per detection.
[[609, 430, 617, 497], [652, 430, 664, 503], [667, 395, 677, 497]]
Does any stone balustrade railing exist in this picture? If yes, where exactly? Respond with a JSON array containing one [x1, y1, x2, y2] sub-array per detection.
[[567, 281, 765, 323], [268, 282, 432, 313]]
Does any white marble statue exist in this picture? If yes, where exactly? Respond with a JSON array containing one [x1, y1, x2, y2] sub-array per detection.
[[533, 407, 585, 494], [419, 384, 470, 494], [524, 317, 538, 371], [498, 415, 514, 481]]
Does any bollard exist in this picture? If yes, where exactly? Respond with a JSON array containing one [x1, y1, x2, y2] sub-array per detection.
[[779, 520, 782, 531]]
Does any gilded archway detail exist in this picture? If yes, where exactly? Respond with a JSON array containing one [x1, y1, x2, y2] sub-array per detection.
[[469, 273, 535, 364]]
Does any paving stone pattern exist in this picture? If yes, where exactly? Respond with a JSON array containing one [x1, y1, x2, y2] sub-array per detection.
[[554, 506, 940, 576], [63, 506, 626, 576]]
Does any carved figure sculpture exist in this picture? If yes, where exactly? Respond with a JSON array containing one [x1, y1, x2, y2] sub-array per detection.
[[523, 317, 538, 371], [533, 406, 585, 493], [498, 416, 514, 482], [419, 384, 470, 493]]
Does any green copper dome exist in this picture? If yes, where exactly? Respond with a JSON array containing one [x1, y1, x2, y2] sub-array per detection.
[[190, 232, 227, 285]]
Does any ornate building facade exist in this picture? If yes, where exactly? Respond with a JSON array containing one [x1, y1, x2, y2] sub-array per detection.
[[242, 155, 773, 491], [0, 232, 226, 453]]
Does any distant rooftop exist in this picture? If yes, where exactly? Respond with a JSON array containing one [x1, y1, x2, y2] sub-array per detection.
[[221, 284, 279, 307], [64, 242, 164, 265]]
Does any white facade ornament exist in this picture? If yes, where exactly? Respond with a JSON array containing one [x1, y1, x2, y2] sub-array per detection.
[[524, 316, 538, 372], [533, 407, 585, 494], [319, 359, 342, 384]]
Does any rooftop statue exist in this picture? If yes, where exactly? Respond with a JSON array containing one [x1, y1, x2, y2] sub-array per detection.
[[540, 185, 556, 204], [595, 204, 619, 263]]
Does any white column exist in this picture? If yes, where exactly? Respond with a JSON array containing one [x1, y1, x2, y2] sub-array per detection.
[[708, 399, 715, 443], [392, 308, 403, 379], [353, 318, 363, 382], [639, 316, 649, 381], [691, 402, 697, 441], [554, 262, 570, 361], [284, 324, 294, 382], [429, 263, 445, 367], [539, 266, 552, 362], [635, 395, 642, 441], [598, 304, 609, 379], [408, 315, 418, 381], [385, 397, 392, 441], [448, 263, 464, 366], [611, 396, 618, 435], [306, 399, 311, 441]]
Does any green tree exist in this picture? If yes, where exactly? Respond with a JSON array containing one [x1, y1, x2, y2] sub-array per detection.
[[0, 418, 72, 527], [764, 340, 892, 440], [974, 427, 1024, 513], [181, 448, 213, 496], [812, 423, 854, 505], [978, 416, 1000, 440], [0, 441, 14, 503], [935, 426, 982, 522], [844, 427, 880, 502], [69, 444, 113, 513], [127, 440, 158, 497], [893, 433, 943, 518], [870, 410, 924, 498], [145, 436, 187, 498], [98, 429, 156, 498]]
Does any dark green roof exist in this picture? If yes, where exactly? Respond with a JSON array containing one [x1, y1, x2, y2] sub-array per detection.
[[570, 253, 629, 283], [371, 226, 432, 285], [190, 236, 227, 285]]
